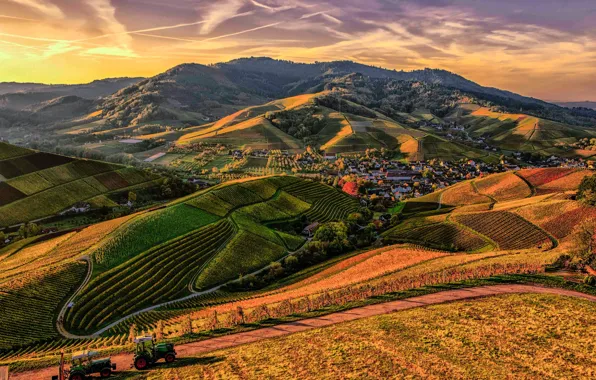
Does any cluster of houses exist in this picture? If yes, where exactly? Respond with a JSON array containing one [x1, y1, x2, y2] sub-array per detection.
[[328, 152, 594, 203]]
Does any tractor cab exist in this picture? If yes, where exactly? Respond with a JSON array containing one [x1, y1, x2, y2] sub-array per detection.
[[133, 336, 176, 370], [53, 350, 116, 380]]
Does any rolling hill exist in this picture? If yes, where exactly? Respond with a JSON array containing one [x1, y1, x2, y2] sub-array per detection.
[[2, 58, 595, 164], [0, 175, 359, 346], [0, 142, 160, 227], [172, 91, 496, 161], [446, 104, 596, 154], [393, 168, 592, 252], [0, 168, 592, 372]]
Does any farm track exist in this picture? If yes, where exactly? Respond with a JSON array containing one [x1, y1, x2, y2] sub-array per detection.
[[56, 256, 92, 340], [513, 171, 537, 196], [13, 284, 596, 380]]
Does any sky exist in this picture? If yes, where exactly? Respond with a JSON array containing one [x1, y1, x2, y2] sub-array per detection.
[[0, 0, 595, 101]]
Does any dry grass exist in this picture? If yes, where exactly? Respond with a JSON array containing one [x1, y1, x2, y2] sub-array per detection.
[[144, 294, 596, 379], [474, 172, 532, 201], [279, 93, 323, 109], [195, 247, 447, 316], [442, 181, 492, 206], [538, 170, 591, 192]]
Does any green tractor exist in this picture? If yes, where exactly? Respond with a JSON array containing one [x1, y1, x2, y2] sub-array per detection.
[[133, 336, 176, 370], [52, 350, 116, 380]]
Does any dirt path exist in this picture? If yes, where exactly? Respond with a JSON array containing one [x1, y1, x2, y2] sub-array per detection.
[[56, 256, 92, 339], [11, 284, 596, 379]]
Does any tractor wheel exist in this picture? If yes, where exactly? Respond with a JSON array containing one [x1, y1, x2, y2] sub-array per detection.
[[165, 353, 175, 363], [69, 374, 84, 380], [134, 357, 149, 370], [100, 368, 112, 378]]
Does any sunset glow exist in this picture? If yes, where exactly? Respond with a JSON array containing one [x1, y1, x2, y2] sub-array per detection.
[[0, 0, 595, 101]]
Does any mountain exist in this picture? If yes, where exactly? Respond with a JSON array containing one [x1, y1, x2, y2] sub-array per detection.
[[218, 57, 549, 106], [0, 77, 144, 111], [94, 57, 596, 129], [556, 101, 596, 110], [2, 57, 595, 162]]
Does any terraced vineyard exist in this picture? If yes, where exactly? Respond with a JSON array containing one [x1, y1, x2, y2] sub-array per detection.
[[384, 222, 491, 252], [284, 180, 359, 222], [64, 219, 235, 333], [0, 261, 87, 350], [454, 211, 553, 250], [0, 142, 159, 226]]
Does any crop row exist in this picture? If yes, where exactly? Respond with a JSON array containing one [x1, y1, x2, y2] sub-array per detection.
[[385, 223, 489, 252], [517, 168, 577, 187], [65, 219, 235, 333], [474, 172, 532, 202], [454, 211, 552, 250], [239, 191, 311, 222], [0, 262, 87, 351], [0, 182, 26, 206], [92, 204, 220, 269], [305, 192, 359, 223], [210, 184, 266, 208], [0, 335, 127, 362], [283, 180, 336, 203], [195, 230, 286, 290], [6, 160, 121, 197]]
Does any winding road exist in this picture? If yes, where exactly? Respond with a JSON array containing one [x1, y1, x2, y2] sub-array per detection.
[[15, 284, 596, 379]]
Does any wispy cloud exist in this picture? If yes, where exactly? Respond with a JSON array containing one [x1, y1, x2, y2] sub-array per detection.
[[0, 14, 39, 21], [77, 20, 209, 42], [85, 0, 131, 46], [8, 0, 64, 19], [250, 0, 296, 12], [82, 46, 138, 58], [197, 22, 282, 44], [198, 0, 250, 35]]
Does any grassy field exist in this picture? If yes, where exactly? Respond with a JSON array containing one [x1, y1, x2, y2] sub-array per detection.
[[135, 293, 596, 379]]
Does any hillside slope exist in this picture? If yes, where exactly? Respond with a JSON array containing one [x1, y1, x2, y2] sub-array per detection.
[[0, 142, 159, 226]]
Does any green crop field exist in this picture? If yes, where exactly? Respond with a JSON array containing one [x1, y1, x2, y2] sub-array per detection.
[[92, 204, 221, 271], [454, 211, 552, 250], [0, 142, 160, 226], [44, 176, 361, 334], [0, 261, 87, 350], [384, 222, 491, 252]]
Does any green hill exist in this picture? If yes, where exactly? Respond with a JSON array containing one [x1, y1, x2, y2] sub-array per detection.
[[58, 176, 358, 334], [0, 142, 159, 226]]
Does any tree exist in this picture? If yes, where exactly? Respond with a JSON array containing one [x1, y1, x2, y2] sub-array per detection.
[[18, 222, 40, 239], [578, 174, 596, 205], [128, 191, 137, 204], [571, 218, 596, 268]]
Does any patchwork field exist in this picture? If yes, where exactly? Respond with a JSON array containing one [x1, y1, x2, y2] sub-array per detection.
[[0, 142, 159, 226]]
